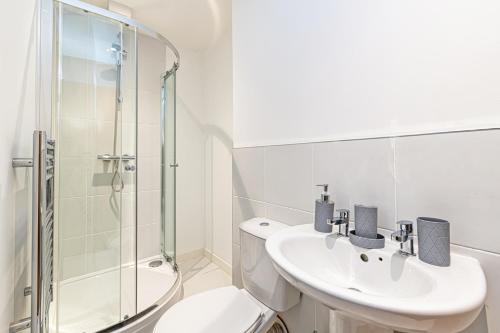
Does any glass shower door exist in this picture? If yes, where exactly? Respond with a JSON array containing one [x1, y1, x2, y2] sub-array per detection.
[[55, 3, 137, 332], [161, 70, 177, 263]]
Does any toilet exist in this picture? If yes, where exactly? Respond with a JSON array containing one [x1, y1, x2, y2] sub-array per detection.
[[154, 218, 300, 333]]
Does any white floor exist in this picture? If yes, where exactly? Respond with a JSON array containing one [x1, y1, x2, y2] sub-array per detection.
[[177, 255, 232, 298]]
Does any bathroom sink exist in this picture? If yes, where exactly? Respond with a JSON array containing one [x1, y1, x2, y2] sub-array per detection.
[[265, 224, 486, 333]]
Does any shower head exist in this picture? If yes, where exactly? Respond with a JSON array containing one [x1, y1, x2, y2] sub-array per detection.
[[107, 42, 121, 53]]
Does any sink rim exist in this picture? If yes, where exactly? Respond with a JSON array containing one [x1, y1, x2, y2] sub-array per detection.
[[265, 224, 487, 318]]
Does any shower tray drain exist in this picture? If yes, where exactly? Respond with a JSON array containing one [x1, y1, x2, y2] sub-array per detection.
[[149, 260, 163, 268]]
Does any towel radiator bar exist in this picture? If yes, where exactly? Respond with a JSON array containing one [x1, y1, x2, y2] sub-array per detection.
[[9, 131, 55, 333]]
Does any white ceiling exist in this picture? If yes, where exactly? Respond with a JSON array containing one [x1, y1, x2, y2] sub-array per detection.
[[116, 0, 231, 51]]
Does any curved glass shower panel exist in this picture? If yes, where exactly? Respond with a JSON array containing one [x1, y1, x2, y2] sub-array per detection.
[[55, 3, 137, 332], [119, 24, 138, 321], [135, 31, 178, 313], [52, 1, 178, 332], [162, 69, 176, 263]]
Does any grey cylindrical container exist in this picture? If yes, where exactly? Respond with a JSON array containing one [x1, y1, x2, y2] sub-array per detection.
[[354, 205, 378, 239], [417, 217, 450, 267], [314, 200, 334, 233]]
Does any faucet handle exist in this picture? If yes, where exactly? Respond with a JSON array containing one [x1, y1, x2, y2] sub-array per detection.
[[337, 209, 350, 220], [326, 209, 350, 237], [397, 220, 414, 234]]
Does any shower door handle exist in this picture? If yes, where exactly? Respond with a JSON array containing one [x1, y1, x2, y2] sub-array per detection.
[[169, 163, 179, 168]]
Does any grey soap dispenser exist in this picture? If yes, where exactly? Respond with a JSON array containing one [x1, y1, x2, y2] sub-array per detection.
[[314, 184, 334, 233]]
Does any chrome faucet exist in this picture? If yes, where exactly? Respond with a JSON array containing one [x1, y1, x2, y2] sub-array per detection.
[[327, 209, 350, 237], [391, 220, 416, 256]]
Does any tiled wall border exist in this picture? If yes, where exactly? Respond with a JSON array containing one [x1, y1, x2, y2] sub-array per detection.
[[232, 128, 500, 332]]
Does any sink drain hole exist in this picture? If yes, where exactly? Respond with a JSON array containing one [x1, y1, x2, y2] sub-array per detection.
[[360, 254, 369, 262]]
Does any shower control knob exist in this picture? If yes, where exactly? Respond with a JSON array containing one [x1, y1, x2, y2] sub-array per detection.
[[124, 164, 136, 172]]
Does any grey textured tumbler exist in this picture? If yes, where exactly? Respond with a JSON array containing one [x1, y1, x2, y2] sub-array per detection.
[[354, 205, 378, 239], [417, 217, 450, 267]]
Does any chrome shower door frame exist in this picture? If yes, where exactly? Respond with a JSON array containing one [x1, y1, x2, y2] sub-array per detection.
[[160, 67, 178, 265]]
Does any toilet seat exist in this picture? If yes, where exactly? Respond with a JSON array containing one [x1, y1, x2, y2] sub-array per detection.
[[154, 286, 274, 333]]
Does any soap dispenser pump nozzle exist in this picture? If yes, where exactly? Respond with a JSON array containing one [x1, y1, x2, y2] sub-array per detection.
[[316, 184, 330, 202]]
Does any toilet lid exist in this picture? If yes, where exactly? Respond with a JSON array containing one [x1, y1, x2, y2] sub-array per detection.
[[154, 286, 263, 333]]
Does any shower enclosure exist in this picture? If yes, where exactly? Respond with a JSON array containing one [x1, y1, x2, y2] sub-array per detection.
[[21, 0, 181, 332]]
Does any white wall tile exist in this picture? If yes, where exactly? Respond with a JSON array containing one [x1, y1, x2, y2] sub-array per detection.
[[232, 197, 266, 245], [138, 156, 161, 191], [138, 224, 160, 259], [138, 90, 161, 125], [233, 147, 265, 201], [61, 237, 85, 258], [86, 231, 120, 273], [60, 197, 86, 239], [266, 203, 313, 226], [94, 86, 115, 122], [87, 159, 113, 196], [121, 191, 136, 229], [88, 120, 115, 157], [313, 139, 396, 229], [137, 34, 166, 93], [62, 254, 86, 280], [121, 226, 136, 265], [280, 294, 330, 333], [87, 195, 120, 234], [138, 124, 160, 158], [138, 190, 160, 226], [61, 81, 88, 119], [60, 158, 87, 198], [60, 117, 89, 157], [395, 130, 500, 253], [122, 122, 136, 156], [264, 144, 313, 212]]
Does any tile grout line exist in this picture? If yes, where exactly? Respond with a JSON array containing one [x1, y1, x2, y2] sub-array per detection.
[[263, 146, 268, 218], [392, 137, 398, 228], [233, 195, 313, 215]]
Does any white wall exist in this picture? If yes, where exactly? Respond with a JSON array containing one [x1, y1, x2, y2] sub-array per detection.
[[202, 3, 233, 267], [175, 37, 234, 266], [233, 0, 500, 147], [0, 0, 38, 329], [160, 0, 233, 267], [175, 47, 208, 256]]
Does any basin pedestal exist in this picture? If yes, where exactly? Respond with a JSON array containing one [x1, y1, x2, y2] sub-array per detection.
[[329, 311, 393, 333]]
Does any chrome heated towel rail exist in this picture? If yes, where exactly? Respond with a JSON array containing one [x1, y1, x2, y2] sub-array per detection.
[[10, 131, 55, 333]]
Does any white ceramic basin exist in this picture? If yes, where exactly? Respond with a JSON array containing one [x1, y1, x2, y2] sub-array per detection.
[[265, 224, 487, 333]]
